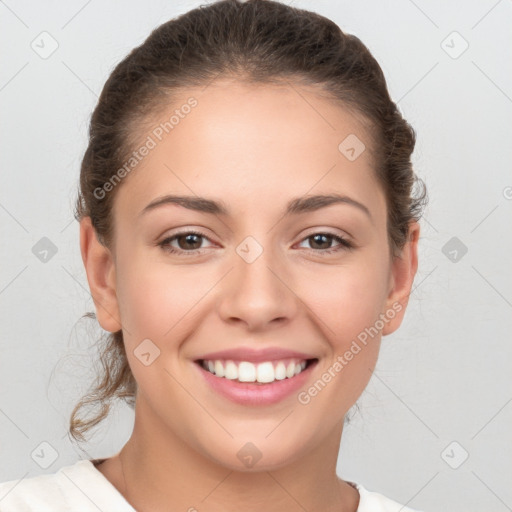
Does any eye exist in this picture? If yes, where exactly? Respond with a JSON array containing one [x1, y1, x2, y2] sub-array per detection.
[[158, 230, 354, 256], [297, 232, 354, 255], [158, 230, 214, 255]]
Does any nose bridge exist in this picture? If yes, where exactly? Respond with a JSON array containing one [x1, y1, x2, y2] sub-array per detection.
[[217, 233, 297, 328], [236, 237, 280, 291]]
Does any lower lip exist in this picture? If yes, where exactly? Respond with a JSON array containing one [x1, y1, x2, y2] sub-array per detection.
[[194, 360, 318, 406]]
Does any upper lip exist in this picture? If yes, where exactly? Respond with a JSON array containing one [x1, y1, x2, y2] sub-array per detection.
[[196, 347, 318, 363]]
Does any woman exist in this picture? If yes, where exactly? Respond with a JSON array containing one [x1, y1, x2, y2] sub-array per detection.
[[0, 1, 427, 510]]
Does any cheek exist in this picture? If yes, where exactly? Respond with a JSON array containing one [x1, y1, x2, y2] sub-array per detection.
[[295, 267, 386, 417], [300, 259, 389, 347], [117, 264, 197, 339], [114, 248, 222, 361], [114, 260, 202, 393]]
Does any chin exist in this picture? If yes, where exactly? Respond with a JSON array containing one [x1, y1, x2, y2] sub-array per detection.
[[198, 436, 309, 473]]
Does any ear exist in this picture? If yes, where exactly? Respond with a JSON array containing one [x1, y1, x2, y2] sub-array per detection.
[[381, 221, 420, 336], [80, 217, 122, 332]]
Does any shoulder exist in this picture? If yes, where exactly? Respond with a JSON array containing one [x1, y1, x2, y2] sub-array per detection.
[[0, 459, 134, 512], [348, 480, 424, 512]]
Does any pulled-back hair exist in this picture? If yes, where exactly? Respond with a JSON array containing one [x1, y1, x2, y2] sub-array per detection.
[[70, 0, 427, 443]]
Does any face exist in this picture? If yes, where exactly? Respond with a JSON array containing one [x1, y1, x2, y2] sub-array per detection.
[[82, 79, 419, 471]]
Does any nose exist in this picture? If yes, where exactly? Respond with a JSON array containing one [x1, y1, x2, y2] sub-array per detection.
[[217, 243, 299, 331]]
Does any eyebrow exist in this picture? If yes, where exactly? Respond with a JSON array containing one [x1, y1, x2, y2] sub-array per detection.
[[139, 193, 372, 221]]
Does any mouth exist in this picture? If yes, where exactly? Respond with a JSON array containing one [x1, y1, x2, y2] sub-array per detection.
[[195, 357, 318, 385], [193, 357, 319, 405]]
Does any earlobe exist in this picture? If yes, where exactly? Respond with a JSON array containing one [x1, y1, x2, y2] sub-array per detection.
[[381, 221, 420, 336], [79, 217, 122, 333]]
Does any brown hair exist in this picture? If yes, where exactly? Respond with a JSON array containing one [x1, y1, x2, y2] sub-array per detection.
[[70, 0, 428, 443]]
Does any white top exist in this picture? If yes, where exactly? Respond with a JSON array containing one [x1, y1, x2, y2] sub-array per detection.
[[0, 459, 423, 511]]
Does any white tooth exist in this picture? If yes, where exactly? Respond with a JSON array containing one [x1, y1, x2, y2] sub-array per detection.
[[224, 360, 238, 380], [274, 362, 286, 380], [294, 363, 301, 375], [286, 361, 295, 378], [238, 361, 256, 382], [256, 362, 275, 383], [207, 360, 215, 373], [214, 360, 225, 377], [300, 361, 307, 370]]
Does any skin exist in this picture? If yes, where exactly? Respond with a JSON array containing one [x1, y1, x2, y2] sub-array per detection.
[[80, 78, 419, 512]]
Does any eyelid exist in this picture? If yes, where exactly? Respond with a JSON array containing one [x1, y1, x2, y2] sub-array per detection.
[[299, 226, 353, 242], [158, 225, 216, 240]]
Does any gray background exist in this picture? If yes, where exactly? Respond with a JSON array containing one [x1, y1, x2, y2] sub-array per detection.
[[1, 1, 511, 511]]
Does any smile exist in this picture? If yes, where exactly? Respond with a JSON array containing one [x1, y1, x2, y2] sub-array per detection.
[[199, 358, 312, 384], [194, 356, 318, 405]]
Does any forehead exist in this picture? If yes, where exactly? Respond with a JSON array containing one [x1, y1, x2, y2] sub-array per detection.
[[114, 79, 385, 223]]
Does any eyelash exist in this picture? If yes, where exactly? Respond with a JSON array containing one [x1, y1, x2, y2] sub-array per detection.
[[157, 230, 354, 256]]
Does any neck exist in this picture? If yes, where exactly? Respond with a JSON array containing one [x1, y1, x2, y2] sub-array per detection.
[[114, 397, 359, 512]]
